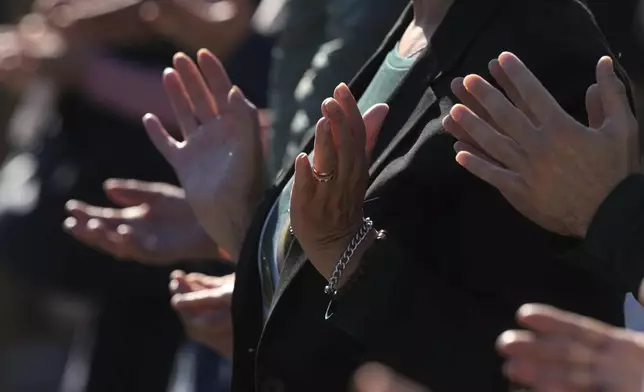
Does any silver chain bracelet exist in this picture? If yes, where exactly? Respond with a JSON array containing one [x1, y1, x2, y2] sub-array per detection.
[[324, 217, 374, 297]]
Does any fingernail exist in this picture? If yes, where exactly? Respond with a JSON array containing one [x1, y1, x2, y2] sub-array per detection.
[[317, 117, 330, 128], [323, 119, 331, 132], [497, 330, 518, 346], [197, 48, 211, 57], [230, 85, 243, 97], [103, 179, 118, 189], [171, 294, 184, 306], [87, 219, 100, 230], [65, 200, 78, 210], [337, 83, 350, 97], [173, 52, 186, 62], [116, 224, 131, 236], [441, 115, 452, 127], [63, 217, 76, 230], [163, 67, 174, 76], [488, 59, 499, 71], [449, 105, 464, 122]]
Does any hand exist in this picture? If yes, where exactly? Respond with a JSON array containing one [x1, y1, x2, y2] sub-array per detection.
[[442, 52, 639, 237], [0, 16, 71, 92], [170, 271, 234, 359], [353, 363, 430, 392], [35, 0, 153, 46], [63, 179, 222, 265], [143, 49, 265, 261], [140, 0, 254, 56], [498, 304, 644, 392], [290, 83, 388, 283]]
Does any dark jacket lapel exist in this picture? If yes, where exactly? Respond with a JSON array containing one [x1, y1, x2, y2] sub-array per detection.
[[367, 0, 507, 185]]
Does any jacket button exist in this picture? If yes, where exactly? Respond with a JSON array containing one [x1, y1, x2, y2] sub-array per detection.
[[260, 378, 285, 392]]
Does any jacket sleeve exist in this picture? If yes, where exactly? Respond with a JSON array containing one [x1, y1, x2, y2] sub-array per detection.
[[582, 174, 644, 294]]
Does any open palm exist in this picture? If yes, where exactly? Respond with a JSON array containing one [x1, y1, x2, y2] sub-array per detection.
[[144, 49, 265, 260], [64, 179, 221, 264]]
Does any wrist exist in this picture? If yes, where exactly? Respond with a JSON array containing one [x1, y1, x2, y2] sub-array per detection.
[[309, 218, 376, 293], [336, 228, 377, 288]]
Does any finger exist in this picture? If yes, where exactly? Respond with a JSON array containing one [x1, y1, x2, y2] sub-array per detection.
[[172, 52, 217, 123], [488, 59, 539, 125], [517, 304, 612, 347], [291, 153, 316, 212], [502, 359, 540, 387], [143, 113, 180, 163], [162, 67, 199, 138], [453, 140, 503, 168], [443, 114, 484, 151], [451, 77, 501, 130], [171, 287, 232, 311], [585, 84, 604, 129], [65, 199, 126, 222], [504, 359, 596, 391], [103, 179, 160, 207], [228, 85, 259, 137], [197, 49, 233, 114], [362, 103, 389, 161], [462, 74, 536, 147], [64, 217, 127, 258], [596, 56, 633, 122], [497, 52, 562, 123], [455, 148, 525, 197], [169, 274, 195, 295], [312, 117, 338, 183], [497, 330, 597, 366], [183, 273, 227, 289], [322, 98, 354, 184], [334, 83, 365, 150], [450, 104, 525, 169]]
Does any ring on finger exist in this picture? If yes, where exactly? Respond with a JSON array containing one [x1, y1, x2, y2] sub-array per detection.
[[312, 166, 335, 183]]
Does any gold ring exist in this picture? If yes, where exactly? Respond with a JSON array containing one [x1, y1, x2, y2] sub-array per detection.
[[312, 166, 335, 183]]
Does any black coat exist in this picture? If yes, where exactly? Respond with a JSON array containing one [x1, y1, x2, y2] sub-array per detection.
[[232, 1, 628, 391]]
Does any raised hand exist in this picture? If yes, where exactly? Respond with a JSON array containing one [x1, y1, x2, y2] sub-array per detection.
[[443, 52, 639, 237], [498, 304, 644, 392], [170, 271, 234, 359], [0, 15, 71, 92], [290, 83, 388, 283], [143, 49, 265, 261], [139, 0, 254, 55], [34, 0, 153, 46], [63, 179, 221, 265]]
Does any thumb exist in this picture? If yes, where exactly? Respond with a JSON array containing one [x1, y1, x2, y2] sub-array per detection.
[[596, 56, 632, 123], [103, 179, 160, 207], [585, 84, 604, 129], [228, 85, 257, 117], [362, 104, 389, 159], [143, 113, 179, 165]]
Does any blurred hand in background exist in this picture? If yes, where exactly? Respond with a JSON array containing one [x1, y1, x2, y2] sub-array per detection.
[[170, 271, 234, 359], [64, 179, 224, 265]]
